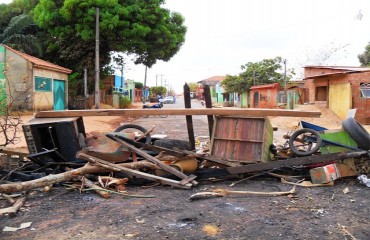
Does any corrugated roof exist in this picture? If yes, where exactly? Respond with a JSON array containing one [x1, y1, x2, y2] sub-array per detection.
[[198, 75, 226, 83], [304, 65, 370, 72], [2, 44, 72, 74], [250, 83, 280, 90]]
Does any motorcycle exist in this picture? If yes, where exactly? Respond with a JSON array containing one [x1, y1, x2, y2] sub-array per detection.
[[143, 102, 163, 109]]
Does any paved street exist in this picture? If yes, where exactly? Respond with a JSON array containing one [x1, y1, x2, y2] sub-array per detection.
[[126, 96, 210, 140]]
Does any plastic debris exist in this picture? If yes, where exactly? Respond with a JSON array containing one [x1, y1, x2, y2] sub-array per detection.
[[357, 175, 370, 187]]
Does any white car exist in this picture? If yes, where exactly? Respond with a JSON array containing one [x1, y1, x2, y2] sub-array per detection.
[[163, 96, 174, 104]]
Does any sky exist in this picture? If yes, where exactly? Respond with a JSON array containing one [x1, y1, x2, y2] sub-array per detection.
[[124, 0, 370, 93], [1, 0, 370, 93]]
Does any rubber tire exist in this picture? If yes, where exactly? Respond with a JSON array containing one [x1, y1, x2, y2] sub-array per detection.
[[342, 117, 370, 150], [114, 124, 151, 144], [153, 139, 192, 150], [288, 128, 322, 156]]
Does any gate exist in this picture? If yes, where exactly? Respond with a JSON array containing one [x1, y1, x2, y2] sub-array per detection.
[[53, 80, 65, 110]]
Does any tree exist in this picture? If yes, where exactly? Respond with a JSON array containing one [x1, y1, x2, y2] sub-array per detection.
[[187, 82, 198, 92], [150, 86, 166, 96], [134, 82, 143, 89], [32, 0, 187, 93], [0, 14, 44, 57], [358, 42, 370, 66], [221, 57, 294, 94]]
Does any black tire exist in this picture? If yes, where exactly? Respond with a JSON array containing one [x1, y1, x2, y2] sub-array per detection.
[[159, 115, 168, 118], [342, 117, 370, 150], [114, 124, 151, 144], [154, 139, 192, 150], [288, 128, 322, 156], [143, 115, 149, 118]]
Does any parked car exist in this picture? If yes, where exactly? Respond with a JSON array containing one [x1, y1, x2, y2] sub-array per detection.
[[163, 96, 174, 104]]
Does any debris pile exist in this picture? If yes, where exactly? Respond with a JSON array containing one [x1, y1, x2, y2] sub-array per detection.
[[0, 114, 369, 218]]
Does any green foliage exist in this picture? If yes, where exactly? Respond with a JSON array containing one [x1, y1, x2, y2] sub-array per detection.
[[26, 0, 186, 95], [0, 0, 38, 33], [150, 86, 166, 96], [119, 95, 132, 109], [32, 0, 186, 66], [358, 42, 370, 66], [221, 57, 295, 94], [187, 82, 198, 92], [0, 13, 44, 57], [135, 82, 143, 89], [67, 72, 80, 97]]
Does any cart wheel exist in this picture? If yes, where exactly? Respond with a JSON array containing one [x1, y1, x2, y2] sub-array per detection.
[[288, 128, 322, 156], [114, 124, 151, 144], [342, 117, 370, 150]]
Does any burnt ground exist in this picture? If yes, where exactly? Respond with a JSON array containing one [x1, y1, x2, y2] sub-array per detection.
[[1, 104, 370, 239]]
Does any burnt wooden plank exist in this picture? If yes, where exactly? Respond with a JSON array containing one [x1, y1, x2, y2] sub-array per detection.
[[184, 83, 195, 150], [195, 151, 367, 178], [204, 85, 214, 138], [106, 134, 198, 186]]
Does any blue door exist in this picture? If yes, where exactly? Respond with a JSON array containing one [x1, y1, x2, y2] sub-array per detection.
[[53, 80, 65, 110]]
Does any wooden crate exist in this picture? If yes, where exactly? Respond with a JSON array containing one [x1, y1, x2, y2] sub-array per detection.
[[210, 116, 273, 163]]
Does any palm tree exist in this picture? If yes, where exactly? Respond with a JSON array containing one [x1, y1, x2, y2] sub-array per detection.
[[0, 14, 43, 57]]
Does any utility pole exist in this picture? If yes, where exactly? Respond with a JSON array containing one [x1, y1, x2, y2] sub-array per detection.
[[94, 8, 100, 109], [283, 59, 287, 103], [159, 74, 164, 86], [84, 69, 87, 98], [156, 74, 158, 86]]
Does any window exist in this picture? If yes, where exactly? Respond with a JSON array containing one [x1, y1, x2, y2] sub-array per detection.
[[360, 83, 370, 98], [35, 77, 52, 92]]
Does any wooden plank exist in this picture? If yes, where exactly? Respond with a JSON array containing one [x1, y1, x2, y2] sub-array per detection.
[[78, 153, 192, 189], [195, 151, 367, 179], [213, 137, 263, 143], [106, 134, 198, 186], [34, 108, 321, 118], [204, 85, 214, 138], [184, 83, 195, 150]]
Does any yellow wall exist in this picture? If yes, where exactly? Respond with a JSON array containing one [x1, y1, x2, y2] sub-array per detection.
[[329, 83, 351, 119], [33, 68, 68, 111]]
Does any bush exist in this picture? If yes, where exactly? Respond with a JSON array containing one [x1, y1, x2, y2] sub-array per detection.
[[119, 96, 132, 109]]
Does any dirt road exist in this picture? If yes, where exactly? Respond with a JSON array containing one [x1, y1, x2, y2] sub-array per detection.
[[0, 101, 369, 240]]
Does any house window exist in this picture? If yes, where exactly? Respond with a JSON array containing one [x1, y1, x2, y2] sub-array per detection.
[[360, 83, 370, 98], [35, 77, 52, 92]]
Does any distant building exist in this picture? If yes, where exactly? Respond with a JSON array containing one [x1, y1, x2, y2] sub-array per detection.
[[0, 44, 72, 112], [303, 66, 370, 124], [250, 83, 280, 108]]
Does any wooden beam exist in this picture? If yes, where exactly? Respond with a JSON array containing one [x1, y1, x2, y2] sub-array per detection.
[[106, 134, 198, 186], [195, 151, 367, 179], [184, 83, 195, 150], [34, 108, 321, 118]]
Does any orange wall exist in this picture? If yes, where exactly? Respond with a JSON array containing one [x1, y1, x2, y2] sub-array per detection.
[[250, 87, 278, 108]]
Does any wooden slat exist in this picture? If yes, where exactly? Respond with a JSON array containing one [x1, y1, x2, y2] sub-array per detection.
[[213, 137, 263, 143], [34, 108, 321, 118]]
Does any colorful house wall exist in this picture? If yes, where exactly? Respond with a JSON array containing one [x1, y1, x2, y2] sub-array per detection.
[[304, 66, 370, 124], [1, 45, 71, 112], [250, 83, 280, 108]]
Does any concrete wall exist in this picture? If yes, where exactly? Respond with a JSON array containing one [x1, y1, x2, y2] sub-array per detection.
[[5, 49, 33, 110], [304, 70, 370, 123], [250, 87, 278, 108], [33, 67, 68, 111]]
